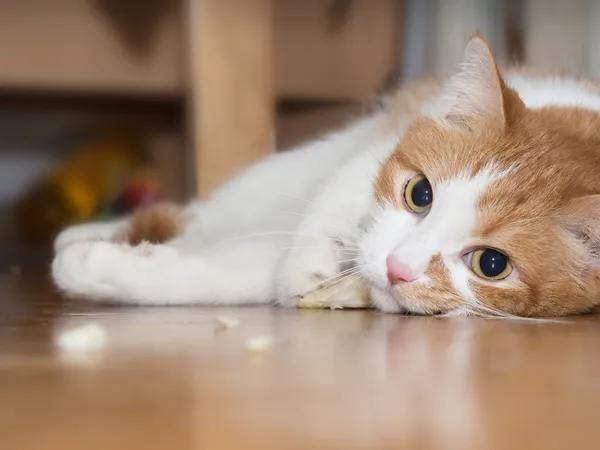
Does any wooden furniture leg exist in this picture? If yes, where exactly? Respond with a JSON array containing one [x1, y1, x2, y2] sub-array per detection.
[[185, 0, 275, 199]]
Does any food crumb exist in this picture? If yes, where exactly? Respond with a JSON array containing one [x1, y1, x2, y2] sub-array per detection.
[[245, 335, 273, 353], [297, 274, 371, 310], [54, 323, 107, 352], [214, 316, 241, 330]]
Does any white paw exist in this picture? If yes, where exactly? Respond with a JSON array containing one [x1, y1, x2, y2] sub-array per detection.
[[52, 241, 122, 299], [275, 238, 348, 307], [53, 240, 179, 301]]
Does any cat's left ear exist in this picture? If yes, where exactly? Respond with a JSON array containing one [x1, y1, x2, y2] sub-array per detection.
[[560, 195, 600, 270], [444, 33, 524, 130]]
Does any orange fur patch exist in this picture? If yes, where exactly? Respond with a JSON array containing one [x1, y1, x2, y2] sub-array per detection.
[[126, 202, 184, 245]]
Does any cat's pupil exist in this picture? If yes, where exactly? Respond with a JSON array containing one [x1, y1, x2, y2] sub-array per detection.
[[479, 249, 507, 278], [411, 178, 433, 208]]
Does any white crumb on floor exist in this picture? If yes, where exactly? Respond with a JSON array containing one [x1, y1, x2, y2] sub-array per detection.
[[214, 316, 241, 330], [54, 323, 107, 352], [245, 335, 273, 353]]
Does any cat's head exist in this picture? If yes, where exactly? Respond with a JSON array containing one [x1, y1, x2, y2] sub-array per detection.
[[359, 35, 600, 317]]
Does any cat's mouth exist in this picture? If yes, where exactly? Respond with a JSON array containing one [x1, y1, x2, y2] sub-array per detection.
[[369, 284, 414, 314], [369, 284, 447, 316]]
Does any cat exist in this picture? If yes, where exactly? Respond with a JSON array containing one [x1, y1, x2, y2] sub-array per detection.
[[51, 34, 600, 318]]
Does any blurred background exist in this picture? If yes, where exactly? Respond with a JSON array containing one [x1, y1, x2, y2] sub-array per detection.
[[0, 0, 595, 269]]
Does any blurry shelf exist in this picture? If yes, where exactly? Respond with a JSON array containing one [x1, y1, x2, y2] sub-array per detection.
[[0, 0, 183, 95], [0, 0, 399, 101]]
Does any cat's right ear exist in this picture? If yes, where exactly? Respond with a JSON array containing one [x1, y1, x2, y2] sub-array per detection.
[[444, 34, 524, 131]]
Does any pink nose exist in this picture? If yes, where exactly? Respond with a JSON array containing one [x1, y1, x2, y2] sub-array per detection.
[[386, 256, 416, 285]]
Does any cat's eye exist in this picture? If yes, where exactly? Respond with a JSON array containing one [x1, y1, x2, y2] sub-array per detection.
[[469, 248, 512, 281], [404, 174, 433, 214]]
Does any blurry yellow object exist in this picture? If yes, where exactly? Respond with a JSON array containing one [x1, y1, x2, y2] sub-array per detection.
[[16, 126, 145, 244]]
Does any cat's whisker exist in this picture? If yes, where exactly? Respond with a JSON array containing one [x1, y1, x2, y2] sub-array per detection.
[[214, 231, 355, 247], [464, 300, 568, 324], [464, 301, 506, 317], [279, 246, 358, 253], [304, 271, 365, 307], [274, 193, 361, 238], [314, 273, 365, 308], [465, 300, 519, 320], [313, 266, 362, 287], [275, 209, 361, 241], [326, 257, 358, 266], [285, 258, 359, 275], [273, 191, 324, 210], [272, 263, 360, 285], [276, 267, 362, 305], [323, 270, 363, 291], [471, 310, 568, 324]]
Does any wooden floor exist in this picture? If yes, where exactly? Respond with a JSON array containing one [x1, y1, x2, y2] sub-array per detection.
[[2, 272, 600, 450]]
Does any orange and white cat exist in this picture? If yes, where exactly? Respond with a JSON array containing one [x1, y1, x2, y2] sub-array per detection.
[[52, 35, 600, 317]]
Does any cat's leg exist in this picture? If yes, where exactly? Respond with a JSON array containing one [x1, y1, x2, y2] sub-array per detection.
[[52, 239, 282, 305], [275, 138, 396, 305]]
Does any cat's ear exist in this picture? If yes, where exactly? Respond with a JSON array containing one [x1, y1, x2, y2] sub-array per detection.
[[444, 34, 524, 130], [560, 195, 600, 270]]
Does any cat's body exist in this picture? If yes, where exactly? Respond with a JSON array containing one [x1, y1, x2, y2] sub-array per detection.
[[52, 36, 600, 317]]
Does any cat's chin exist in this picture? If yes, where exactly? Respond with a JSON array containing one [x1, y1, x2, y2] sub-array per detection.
[[369, 285, 452, 316], [369, 286, 411, 314]]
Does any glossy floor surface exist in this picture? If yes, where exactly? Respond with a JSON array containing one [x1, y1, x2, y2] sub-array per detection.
[[2, 272, 600, 450]]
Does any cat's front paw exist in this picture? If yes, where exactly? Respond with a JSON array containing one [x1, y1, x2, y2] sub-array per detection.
[[52, 240, 172, 300], [52, 241, 120, 298], [275, 239, 347, 307]]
